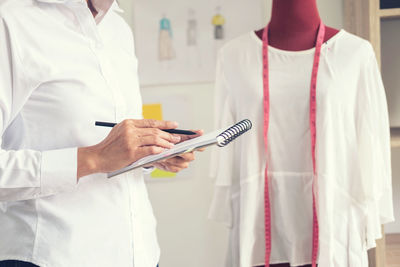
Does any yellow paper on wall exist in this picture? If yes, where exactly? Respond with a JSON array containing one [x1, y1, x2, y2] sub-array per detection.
[[150, 169, 177, 178], [142, 104, 163, 121], [142, 103, 176, 178]]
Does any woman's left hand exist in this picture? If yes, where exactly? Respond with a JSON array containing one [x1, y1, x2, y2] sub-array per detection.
[[153, 151, 196, 173], [153, 129, 204, 173]]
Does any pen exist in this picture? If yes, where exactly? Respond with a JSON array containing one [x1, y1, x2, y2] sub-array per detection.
[[95, 121, 197, 135]]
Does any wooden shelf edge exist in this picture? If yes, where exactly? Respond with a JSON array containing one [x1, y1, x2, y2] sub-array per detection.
[[386, 233, 400, 244], [386, 233, 400, 266], [391, 128, 400, 147], [380, 8, 400, 19]]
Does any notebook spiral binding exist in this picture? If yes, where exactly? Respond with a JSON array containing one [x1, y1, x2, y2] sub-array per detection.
[[217, 119, 252, 147]]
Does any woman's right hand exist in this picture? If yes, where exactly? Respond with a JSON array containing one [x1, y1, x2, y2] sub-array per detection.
[[77, 119, 181, 179]]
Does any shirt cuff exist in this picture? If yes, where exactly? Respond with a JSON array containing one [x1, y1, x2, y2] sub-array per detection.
[[40, 148, 78, 195]]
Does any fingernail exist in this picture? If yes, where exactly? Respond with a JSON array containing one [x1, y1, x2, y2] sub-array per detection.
[[171, 121, 179, 127], [173, 136, 181, 142]]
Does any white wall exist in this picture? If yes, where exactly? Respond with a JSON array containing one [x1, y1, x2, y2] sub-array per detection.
[[382, 19, 400, 128], [381, 19, 400, 234], [386, 149, 400, 234], [141, 84, 225, 267], [117, 0, 400, 266]]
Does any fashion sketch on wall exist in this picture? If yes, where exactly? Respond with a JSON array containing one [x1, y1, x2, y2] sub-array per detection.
[[212, 6, 225, 40], [159, 14, 176, 61], [133, 0, 265, 85]]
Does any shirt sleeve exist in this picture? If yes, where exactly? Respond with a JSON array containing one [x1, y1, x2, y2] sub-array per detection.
[[208, 51, 238, 227], [0, 16, 78, 202], [356, 44, 395, 249]]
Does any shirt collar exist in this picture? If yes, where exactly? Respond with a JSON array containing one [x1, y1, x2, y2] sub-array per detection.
[[34, 0, 124, 13]]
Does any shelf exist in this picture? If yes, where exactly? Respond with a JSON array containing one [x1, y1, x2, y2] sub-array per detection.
[[391, 128, 400, 147], [386, 234, 400, 266], [380, 8, 400, 19]]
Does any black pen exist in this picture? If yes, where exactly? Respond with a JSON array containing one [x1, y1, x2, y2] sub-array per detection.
[[95, 121, 197, 135]]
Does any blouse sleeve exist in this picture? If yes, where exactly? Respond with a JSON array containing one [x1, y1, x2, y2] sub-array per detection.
[[208, 51, 238, 227], [0, 16, 78, 202], [356, 44, 394, 249]]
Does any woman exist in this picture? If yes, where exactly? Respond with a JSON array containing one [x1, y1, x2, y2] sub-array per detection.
[[0, 0, 199, 266]]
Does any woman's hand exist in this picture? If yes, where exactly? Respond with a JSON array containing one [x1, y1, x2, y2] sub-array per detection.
[[77, 119, 181, 179], [153, 152, 196, 173], [152, 130, 204, 173]]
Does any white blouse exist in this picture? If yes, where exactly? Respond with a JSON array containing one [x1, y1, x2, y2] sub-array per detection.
[[0, 1, 159, 266], [209, 30, 394, 267]]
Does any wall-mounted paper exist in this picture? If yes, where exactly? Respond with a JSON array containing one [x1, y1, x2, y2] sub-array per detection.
[[133, 0, 265, 85], [143, 103, 163, 121], [142, 103, 177, 178]]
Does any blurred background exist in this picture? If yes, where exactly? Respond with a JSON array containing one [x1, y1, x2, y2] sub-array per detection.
[[116, 0, 400, 266]]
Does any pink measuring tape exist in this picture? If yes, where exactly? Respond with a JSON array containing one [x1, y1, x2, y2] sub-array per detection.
[[262, 21, 325, 267]]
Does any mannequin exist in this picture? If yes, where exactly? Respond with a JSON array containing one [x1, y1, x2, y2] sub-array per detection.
[[211, 0, 393, 266], [255, 0, 339, 51], [254, 1, 338, 267]]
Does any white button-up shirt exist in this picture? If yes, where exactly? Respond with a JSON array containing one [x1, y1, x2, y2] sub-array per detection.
[[0, 0, 159, 266]]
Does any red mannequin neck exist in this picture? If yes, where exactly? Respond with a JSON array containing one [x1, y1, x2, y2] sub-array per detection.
[[255, 0, 339, 51]]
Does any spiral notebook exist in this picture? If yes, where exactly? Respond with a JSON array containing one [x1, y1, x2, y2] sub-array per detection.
[[107, 119, 252, 178]]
